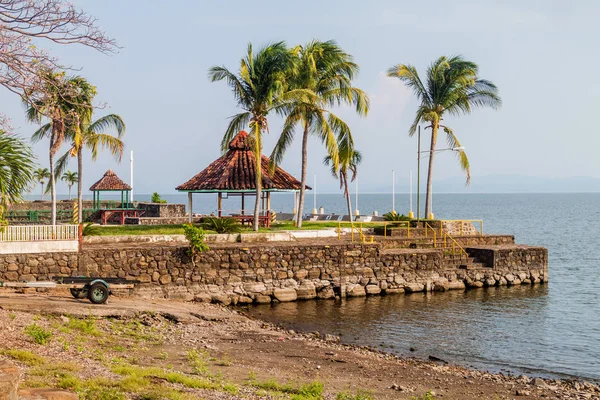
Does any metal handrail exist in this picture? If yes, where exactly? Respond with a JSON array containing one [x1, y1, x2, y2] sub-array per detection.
[[337, 221, 372, 243], [442, 231, 469, 258], [424, 222, 437, 247]]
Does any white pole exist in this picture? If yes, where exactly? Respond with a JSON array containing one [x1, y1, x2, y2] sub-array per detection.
[[392, 169, 395, 213], [130, 150, 134, 203], [409, 169, 413, 213]]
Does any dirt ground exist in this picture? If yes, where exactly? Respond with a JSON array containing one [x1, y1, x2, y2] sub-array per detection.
[[0, 292, 598, 400]]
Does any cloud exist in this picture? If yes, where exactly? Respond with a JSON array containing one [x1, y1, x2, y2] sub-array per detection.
[[368, 72, 412, 121]]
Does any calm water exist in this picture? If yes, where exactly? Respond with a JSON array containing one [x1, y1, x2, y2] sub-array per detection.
[[236, 193, 600, 382]]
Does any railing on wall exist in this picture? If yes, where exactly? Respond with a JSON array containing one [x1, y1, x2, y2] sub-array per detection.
[[0, 224, 79, 242]]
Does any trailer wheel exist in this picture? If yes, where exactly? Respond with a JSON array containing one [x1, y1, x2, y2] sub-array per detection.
[[87, 283, 109, 304], [70, 288, 87, 299]]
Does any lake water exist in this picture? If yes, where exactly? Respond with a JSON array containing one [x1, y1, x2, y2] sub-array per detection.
[[237, 193, 599, 383]]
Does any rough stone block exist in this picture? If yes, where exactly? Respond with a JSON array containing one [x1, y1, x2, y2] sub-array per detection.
[[365, 285, 381, 295], [0, 361, 19, 400], [273, 288, 297, 302], [347, 284, 366, 297]]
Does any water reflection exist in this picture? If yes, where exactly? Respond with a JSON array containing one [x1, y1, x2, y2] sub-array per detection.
[[246, 285, 597, 382]]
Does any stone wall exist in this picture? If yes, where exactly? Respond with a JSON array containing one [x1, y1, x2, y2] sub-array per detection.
[[136, 203, 186, 218], [377, 234, 515, 250], [0, 241, 548, 304]]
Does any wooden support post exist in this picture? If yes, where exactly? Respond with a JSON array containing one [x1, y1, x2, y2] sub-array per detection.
[[217, 192, 222, 218], [187, 192, 193, 223], [241, 193, 245, 215], [266, 192, 271, 212]]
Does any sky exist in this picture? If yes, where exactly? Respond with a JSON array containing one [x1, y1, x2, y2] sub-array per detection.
[[2, 0, 599, 195]]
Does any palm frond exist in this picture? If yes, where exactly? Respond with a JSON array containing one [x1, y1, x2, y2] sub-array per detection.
[[221, 112, 251, 152], [31, 123, 53, 143], [87, 114, 126, 138], [444, 126, 471, 185], [85, 133, 124, 161]]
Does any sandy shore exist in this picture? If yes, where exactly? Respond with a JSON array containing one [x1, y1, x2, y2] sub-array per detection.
[[0, 292, 598, 399]]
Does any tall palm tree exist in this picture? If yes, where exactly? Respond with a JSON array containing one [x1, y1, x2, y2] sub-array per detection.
[[0, 133, 36, 222], [33, 167, 51, 200], [24, 70, 77, 225], [61, 170, 78, 200], [387, 56, 501, 218], [209, 42, 305, 231], [324, 139, 362, 224], [53, 77, 125, 223], [270, 40, 369, 228]]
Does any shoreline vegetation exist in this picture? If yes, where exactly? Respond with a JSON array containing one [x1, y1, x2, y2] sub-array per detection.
[[0, 295, 597, 400]]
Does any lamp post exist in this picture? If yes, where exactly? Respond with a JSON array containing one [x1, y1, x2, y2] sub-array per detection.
[[416, 125, 465, 220], [312, 173, 317, 214], [392, 169, 395, 214]]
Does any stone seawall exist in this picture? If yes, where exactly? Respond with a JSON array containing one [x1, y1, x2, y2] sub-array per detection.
[[0, 241, 548, 304]]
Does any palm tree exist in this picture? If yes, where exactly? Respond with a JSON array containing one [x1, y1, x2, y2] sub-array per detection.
[[24, 70, 78, 225], [209, 42, 304, 231], [53, 77, 125, 223], [387, 56, 501, 218], [33, 167, 51, 200], [324, 139, 362, 224], [0, 133, 36, 221], [270, 40, 369, 228], [61, 170, 78, 200]]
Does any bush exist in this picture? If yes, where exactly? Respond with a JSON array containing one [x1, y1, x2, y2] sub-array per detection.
[[182, 224, 209, 264], [151, 192, 167, 204], [383, 211, 411, 222], [82, 222, 101, 236], [201, 217, 241, 234], [24, 323, 52, 345]]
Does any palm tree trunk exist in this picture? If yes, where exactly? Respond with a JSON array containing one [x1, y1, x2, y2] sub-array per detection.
[[68, 186, 71, 200], [77, 148, 83, 223], [252, 125, 262, 232], [424, 123, 438, 219], [40, 183, 44, 201], [343, 173, 353, 227], [49, 150, 56, 226], [296, 122, 309, 228]]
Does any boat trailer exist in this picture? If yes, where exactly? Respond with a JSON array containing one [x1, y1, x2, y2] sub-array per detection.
[[0, 276, 139, 304]]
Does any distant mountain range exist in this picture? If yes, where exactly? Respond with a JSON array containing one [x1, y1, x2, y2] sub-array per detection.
[[367, 175, 600, 194]]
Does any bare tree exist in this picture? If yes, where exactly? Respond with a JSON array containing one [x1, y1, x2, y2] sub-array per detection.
[[0, 0, 117, 103]]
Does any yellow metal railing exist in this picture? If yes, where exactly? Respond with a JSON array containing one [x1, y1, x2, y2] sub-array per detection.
[[424, 222, 437, 247], [441, 231, 469, 258], [382, 220, 410, 238], [337, 221, 374, 243], [440, 219, 483, 236]]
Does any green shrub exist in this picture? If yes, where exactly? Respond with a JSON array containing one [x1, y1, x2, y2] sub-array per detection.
[[82, 222, 101, 236], [151, 192, 167, 204], [336, 390, 374, 400], [201, 217, 241, 234], [24, 323, 52, 345], [411, 392, 436, 400], [183, 224, 210, 261], [383, 211, 411, 221]]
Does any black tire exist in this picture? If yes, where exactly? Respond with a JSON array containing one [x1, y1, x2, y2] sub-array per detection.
[[87, 283, 109, 304], [70, 288, 87, 299]]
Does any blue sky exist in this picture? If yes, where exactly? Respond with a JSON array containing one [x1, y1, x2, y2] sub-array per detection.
[[2, 0, 598, 195]]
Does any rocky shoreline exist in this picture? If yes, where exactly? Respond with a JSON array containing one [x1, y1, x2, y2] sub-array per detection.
[[0, 293, 598, 399]]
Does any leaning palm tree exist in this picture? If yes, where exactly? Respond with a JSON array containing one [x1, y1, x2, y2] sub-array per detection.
[[324, 139, 362, 224], [53, 77, 125, 223], [33, 167, 51, 200], [61, 170, 78, 200], [387, 56, 501, 218], [0, 133, 36, 222], [270, 40, 369, 227], [209, 42, 303, 231], [24, 70, 78, 225]]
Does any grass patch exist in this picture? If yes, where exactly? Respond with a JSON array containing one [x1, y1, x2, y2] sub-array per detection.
[[67, 316, 101, 336], [24, 323, 52, 345], [87, 220, 386, 236], [0, 349, 45, 366], [336, 390, 375, 400], [187, 349, 209, 375], [249, 377, 324, 399], [412, 393, 436, 400]]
